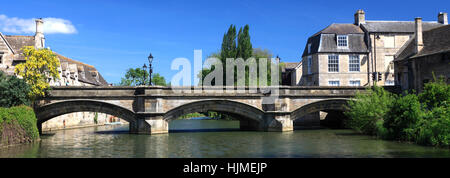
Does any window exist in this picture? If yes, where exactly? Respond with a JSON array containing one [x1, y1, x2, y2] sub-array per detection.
[[337, 35, 348, 47], [328, 80, 340, 86], [0, 54, 3, 64], [349, 80, 361, 86], [384, 35, 395, 48], [385, 80, 395, 86], [307, 43, 312, 54], [349, 55, 360, 72], [385, 55, 394, 71], [307, 56, 312, 74], [328, 54, 339, 72]]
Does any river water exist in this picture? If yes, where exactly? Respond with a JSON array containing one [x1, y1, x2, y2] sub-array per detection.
[[1, 120, 449, 158]]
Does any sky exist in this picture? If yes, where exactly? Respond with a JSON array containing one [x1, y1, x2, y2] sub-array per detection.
[[1, 0, 448, 84]]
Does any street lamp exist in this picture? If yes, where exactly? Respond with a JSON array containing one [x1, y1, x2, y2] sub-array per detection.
[[142, 63, 147, 86], [148, 53, 154, 85]]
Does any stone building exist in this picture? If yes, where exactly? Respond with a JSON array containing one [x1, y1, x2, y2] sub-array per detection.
[[298, 10, 447, 87], [394, 17, 450, 93], [300, 23, 369, 86], [293, 10, 448, 129], [0, 18, 122, 131]]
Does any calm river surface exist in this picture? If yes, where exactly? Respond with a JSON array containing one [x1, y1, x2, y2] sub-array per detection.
[[1, 120, 449, 158]]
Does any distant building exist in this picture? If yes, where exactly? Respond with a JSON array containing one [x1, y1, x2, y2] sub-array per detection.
[[298, 10, 447, 87], [0, 18, 120, 131], [394, 16, 450, 93], [281, 62, 300, 85]]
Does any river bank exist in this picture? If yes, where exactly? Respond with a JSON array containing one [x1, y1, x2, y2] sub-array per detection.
[[0, 106, 40, 148]]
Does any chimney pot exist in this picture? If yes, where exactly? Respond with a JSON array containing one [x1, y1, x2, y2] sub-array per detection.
[[34, 18, 45, 49], [415, 17, 424, 53], [438, 12, 448, 25], [354, 9, 366, 25]]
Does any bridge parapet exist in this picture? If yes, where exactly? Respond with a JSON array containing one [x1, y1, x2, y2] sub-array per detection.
[[46, 86, 369, 97]]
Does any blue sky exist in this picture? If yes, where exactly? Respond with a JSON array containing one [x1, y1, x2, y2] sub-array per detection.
[[1, 0, 448, 84]]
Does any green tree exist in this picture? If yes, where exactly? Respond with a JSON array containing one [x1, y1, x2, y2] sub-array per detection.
[[119, 68, 167, 86], [119, 68, 149, 86], [198, 25, 280, 86], [14, 46, 60, 99], [237, 25, 252, 60], [151, 73, 168, 86], [220, 25, 237, 61], [0, 71, 31, 107]]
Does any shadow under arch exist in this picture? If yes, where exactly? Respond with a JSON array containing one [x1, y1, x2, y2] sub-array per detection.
[[290, 99, 350, 121], [35, 99, 137, 127], [163, 99, 266, 131]]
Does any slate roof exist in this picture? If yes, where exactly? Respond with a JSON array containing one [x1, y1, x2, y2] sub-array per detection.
[[55, 53, 109, 86], [395, 25, 450, 61], [361, 21, 444, 33], [4, 35, 35, 60], [312, 24, 364, 36], [284, 62, 300, 69], [302, 24, 368, 57]]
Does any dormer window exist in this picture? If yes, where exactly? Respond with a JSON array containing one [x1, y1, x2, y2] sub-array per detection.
[[337, 35, 348, 48], [307, 43, 312, 54]]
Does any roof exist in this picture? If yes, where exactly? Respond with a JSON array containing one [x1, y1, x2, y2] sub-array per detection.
[[4, 35, 34, 52], [302, 24, 368, 57], [4, 35, 35, 61], [284, 62, 300, 69], [312, 24, 364, 36], [362, 21, 444, 33], [55, 52, 109, 86], [0, 33, 14, 53], [395, 25, 450, 61]]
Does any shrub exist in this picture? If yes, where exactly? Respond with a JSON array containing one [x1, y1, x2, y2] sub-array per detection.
[[414, 106, 450, 147], [345, 86, 394, 136], [0, 106, 40, 142], [419, 77, 450, 110], [384, 93, 424, 141], [0, 71, 31, 107]]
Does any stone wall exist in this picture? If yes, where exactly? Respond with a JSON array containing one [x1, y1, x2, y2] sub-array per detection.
[[318, 53, 369, 86], [42, 112, 126, 132], [369, 33, 411, 85]]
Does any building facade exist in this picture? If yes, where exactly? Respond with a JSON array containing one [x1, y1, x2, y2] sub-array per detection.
[[0, 19, 122, 131], [297, 10, 447, 87], [395, 16, 450, 93]]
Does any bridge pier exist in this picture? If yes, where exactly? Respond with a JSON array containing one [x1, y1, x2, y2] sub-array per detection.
[[37, 122, 43, 135], [264, 113, 293, 132], [130, 116, 168, 134]]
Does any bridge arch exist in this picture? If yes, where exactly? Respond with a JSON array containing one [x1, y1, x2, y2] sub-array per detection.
[[35, 99, 137, 126], [290, 99, 350, 121], [164, 99, 266, 131]]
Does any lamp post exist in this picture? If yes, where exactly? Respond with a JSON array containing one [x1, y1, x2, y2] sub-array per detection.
[[142, 63, 147, 86], [148, 53, 154, 85]]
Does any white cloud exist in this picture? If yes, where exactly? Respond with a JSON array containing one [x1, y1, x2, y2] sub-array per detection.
[[0, 14, 77, 34]]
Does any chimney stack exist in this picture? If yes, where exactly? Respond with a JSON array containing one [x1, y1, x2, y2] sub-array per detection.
[[354, 9, 366, 25], [438, 12, 448, 25], [415, 17, 424, 53], [35, 18, 45, 49]]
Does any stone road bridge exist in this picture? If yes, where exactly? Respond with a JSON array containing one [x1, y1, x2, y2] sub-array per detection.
[[35, 86, 389, 134]]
